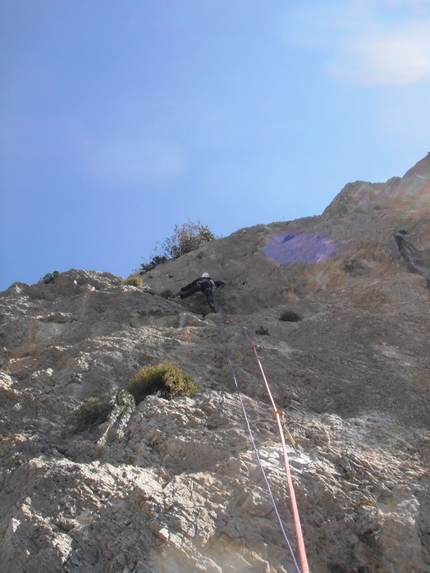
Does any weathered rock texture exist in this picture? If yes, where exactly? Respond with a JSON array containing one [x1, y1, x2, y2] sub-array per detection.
[[1, 154, 430, 573]]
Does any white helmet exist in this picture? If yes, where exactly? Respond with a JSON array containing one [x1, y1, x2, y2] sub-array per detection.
[[201, 272, 210, 278]]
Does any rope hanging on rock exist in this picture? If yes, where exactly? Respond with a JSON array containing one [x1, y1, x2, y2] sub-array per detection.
[[215, 287, 310, 573], [242, 329, 310, 573], [217, 316, 303, 573]]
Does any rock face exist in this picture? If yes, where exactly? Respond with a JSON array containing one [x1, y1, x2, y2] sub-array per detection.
[[1, 155, 429, 573], [394, 232, 430, 285]]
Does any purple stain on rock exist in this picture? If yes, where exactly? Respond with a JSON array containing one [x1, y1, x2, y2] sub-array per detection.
[[281, 235, 295, 243], [261, 233, 336, 264]]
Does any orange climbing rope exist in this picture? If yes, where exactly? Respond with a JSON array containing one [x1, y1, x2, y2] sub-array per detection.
[[215, 293, 310, 573], [217, 318, 303, 573], [245, 334, 310, 573]]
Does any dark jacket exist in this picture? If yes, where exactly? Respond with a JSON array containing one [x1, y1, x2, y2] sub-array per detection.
[[181, 277, 224, 292]]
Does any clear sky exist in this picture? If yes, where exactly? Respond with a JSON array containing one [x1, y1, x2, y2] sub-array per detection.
[[1, 0, 430, 290]]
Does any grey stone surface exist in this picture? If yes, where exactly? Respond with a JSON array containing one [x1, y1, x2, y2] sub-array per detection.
[[1, 154, 429, 572]]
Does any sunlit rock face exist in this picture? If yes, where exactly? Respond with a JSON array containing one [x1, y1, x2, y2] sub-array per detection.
[[1, 155, 429, 573]]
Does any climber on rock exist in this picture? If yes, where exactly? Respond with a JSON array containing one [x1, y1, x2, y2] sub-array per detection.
[[177, 273, 225, 313]]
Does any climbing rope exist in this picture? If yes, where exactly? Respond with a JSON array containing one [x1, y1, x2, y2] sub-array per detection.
[[216, 317, 303, 573], [214, 288, 310, 573], [241, 328, 310, 573]]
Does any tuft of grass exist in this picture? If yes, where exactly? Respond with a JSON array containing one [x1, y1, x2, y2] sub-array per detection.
[[189, 302, 211, 317], [127, 361, 199, 405], [279, 310, 302, 322], [160, 289, 174, 299], [343, 258, 366, 276], [69, 397, 113, 433], [123, 275, 145, 286], [255, 325, 269, 335], [69, 389, 135, 435]]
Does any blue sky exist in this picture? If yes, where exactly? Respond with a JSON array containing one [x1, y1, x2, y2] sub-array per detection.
[[1, 0, 430, 290]]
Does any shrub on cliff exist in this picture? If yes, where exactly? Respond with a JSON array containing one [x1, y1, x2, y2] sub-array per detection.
[[123, 275, 145, 286], [127, 361, 198, 405], [163, 219, 216, 259], [70, 397, 112, 432], [69, 389, 135, 434], [189, 301, 212, 317], [138, 220, 217, 274], [279, 310, 302, 322]]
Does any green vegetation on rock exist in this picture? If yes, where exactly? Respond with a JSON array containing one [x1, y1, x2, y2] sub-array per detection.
[[127, 361, 199, 405]]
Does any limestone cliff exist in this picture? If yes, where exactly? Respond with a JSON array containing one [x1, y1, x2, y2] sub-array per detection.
[[1, 155, 429, 573]]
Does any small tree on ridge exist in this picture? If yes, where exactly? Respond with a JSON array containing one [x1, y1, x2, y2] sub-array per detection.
[[162, 219, 217, 259]]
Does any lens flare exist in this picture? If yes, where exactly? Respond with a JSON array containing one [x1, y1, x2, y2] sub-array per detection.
[[261, 233, 336, 264]]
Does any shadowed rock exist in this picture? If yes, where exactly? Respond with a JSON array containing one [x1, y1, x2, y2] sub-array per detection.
[[394, 231, 430, 285]]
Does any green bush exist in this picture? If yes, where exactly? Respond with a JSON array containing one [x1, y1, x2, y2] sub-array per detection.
[[255, 325, 269, 335], [279, 310, 302, 322], [160, 289, 174, 299], [70, 397, 114, 432], [123, 275, 145, 286], [127, 361, 199, 405], [69, 389, 136, 434], [162, 220, 217, 260], [189, 302, 212, 317]]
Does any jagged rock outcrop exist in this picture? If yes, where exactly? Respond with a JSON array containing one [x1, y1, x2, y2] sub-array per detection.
[[1, 155, 429, 572], [394, 231, 430, 285]]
